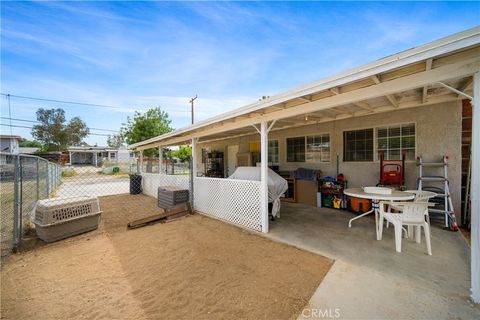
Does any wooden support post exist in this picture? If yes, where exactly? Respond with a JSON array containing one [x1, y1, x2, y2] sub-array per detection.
[[159, 146, 163, 174], [260, 121, 269, 233], [471, 71, 480, 303], [139, 150, 144, 174]]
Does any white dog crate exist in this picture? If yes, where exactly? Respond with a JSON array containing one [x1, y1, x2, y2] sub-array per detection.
[[33, 196, 102, 243]]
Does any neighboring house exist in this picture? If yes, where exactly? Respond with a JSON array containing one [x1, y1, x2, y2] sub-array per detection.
[[0, 135, 21, 154], [68, 146, 133, 166], [19, 147, 40, 154]]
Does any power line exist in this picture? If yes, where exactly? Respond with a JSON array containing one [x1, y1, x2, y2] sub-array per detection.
[[0, 116, 119, 133], [0, 123, 112, 137], [0, 93, 191, 113]]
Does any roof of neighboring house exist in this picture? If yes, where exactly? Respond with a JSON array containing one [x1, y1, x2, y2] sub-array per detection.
[[19, 147, 40, 154], [0, 135, 22, 140], [68, 146, 118, 152], [131, 26, 480, 150]]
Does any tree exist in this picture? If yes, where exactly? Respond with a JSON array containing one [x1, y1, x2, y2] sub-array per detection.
[[258, 95, 270, 101], [120, 107, 173, 156], [19, 139, 43, 148], [107, 134, 124, 148], [171, 145, 192, 162], [31, 108, 89, 151]]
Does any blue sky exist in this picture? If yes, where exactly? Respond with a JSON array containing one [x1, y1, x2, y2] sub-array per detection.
[[1, 1, 479, 146]]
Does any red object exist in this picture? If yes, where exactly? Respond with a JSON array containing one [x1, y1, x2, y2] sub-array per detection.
[[337, 173, 345, 181], [378, 151, 405, 189]]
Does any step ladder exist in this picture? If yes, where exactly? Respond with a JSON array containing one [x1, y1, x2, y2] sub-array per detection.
[[417, 155, 459, 231]]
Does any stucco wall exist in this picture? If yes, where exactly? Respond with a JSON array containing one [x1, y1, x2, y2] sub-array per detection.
[[196, 101, 462, 216]]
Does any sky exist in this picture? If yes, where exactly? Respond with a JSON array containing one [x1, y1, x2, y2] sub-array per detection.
[[1, 1, 479, 146]]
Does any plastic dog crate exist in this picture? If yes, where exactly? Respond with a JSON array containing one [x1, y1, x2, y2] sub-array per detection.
[[158, 186, 189, 209], [33, 196, 102, 243]]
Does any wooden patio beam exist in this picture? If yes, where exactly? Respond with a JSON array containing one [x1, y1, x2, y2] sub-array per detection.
[[135, 58, 479, 149], [422, 59, 433, 103]]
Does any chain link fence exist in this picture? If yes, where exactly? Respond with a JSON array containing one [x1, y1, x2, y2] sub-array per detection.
[[0, 152, 192, 257], [0, 153, 61, 257]]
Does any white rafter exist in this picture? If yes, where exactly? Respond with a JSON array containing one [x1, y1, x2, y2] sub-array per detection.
[[422, 58, 433, 103]]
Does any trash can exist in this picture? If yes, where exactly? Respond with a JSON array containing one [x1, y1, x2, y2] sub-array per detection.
[[130, 174, 142, 194]]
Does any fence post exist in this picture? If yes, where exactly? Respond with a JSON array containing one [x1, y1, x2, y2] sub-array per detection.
[[13, 155, 22, 248], [36, 157, 40, 201], [46, 160, 51, 197]]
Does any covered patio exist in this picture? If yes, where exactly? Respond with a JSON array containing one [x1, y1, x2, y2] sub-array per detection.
[[267, 202, 477, 318], [131, 26, 480, 306]]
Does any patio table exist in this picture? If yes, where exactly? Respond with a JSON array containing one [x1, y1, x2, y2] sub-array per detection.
[[344, 187, 415, 240]]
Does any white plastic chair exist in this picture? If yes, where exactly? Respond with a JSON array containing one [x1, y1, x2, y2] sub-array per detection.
[[378, 201, 432, 255], [386, 190, 436, 230]]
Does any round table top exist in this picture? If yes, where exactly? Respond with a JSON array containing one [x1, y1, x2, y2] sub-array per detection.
[[344, 187, 415, 201]]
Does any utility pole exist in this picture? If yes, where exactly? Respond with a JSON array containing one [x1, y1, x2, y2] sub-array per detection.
[[190, 95, 198, 124]]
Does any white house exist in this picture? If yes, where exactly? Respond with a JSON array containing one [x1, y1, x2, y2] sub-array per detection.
[[130, 27, 480, 302], [0, 135, 21, 154], [68, 145, 134, 166]]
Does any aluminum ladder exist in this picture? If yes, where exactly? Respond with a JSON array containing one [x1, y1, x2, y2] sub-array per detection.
[[417, 155, 458, 231]]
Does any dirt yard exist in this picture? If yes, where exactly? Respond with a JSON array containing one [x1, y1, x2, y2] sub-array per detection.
[[1, 194, 333, 320]]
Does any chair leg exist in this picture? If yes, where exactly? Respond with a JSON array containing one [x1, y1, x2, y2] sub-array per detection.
[[407, 225, 413, 239], [424, 222, 432, 255], [415, 226, 421, 244], [378, 214, 384, 240], [426, 214, 431, 237], [394, 224, 402, 253]]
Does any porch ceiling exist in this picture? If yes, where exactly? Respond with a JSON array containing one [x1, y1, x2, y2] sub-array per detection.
[[133, 27, 480, 150]]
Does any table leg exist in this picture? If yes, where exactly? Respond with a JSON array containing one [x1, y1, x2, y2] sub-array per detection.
[[348, 201, 377, 228]]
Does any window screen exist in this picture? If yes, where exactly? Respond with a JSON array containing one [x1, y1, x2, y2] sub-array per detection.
[[343, 128, 374, 162], [268, 140, 279, 164], [286, 137, 305, 162], [306, 134, 330, 162], [377, 123, 415, 160]]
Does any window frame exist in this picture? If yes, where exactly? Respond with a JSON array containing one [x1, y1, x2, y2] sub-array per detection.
[[342, 127, 375, 163], [375, 122, 417, 162], [286, 133, 331, 163], [268, 140, 279, 165], [341, 122, 417, 163]]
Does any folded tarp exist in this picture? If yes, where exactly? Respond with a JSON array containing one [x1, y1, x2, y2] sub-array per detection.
[[228, 166, 288, 218]]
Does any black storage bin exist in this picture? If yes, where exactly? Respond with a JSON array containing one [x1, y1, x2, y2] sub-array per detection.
[[129, 174, 142, 194]]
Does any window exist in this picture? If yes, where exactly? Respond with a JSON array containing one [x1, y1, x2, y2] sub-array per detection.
[[287, 137, 305, 162], [109, 152, 116, 159], [306, 134, 330, 162], [343, 128, 374, 162], [287, 135, 330, 162], [377, 123, 415, 160], [268, 140, 279, 164]]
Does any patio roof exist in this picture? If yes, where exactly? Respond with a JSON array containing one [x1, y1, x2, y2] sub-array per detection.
[[131, 26, 480, 150]]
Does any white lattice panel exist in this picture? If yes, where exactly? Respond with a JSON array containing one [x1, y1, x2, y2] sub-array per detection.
[[194, 177, 262, 231], [141, 173, 190, 198]]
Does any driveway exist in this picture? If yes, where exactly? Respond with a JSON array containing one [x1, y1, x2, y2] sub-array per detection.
[[56, 175, 129, 197]]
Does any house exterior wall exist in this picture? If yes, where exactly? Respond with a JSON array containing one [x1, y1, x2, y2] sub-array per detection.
[[195, 101, 462, 217], [0, 138, 19, 154], [71, 152, 94, 165], [117, 148, 132, 163]]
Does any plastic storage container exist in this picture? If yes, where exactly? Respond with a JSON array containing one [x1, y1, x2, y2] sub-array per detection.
[[33, 196, 102, 243], [158, 186, 189, 209], [349, 197, 372, 214]]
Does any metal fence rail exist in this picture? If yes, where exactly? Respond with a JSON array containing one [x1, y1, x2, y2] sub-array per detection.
[[0, 153, 61, 257]]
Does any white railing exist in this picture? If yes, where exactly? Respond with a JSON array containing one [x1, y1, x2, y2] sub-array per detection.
[[141, 173, 190, 198], [194, 177, 262, 231]]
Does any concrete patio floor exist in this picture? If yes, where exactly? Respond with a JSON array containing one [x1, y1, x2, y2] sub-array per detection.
[[265, 203, 480, 320]]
